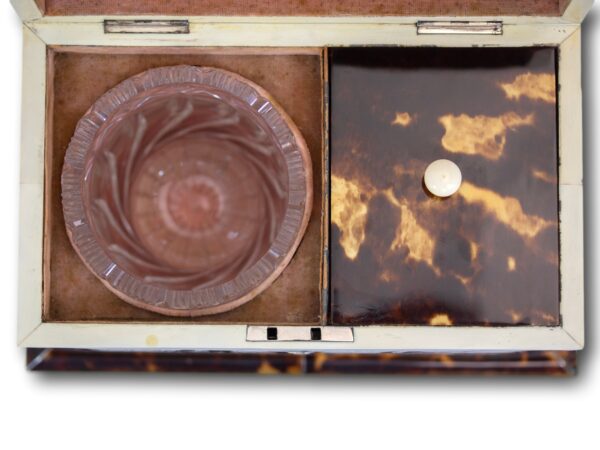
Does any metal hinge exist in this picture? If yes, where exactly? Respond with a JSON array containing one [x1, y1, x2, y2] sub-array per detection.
[[417, 21, 503, 35], [246, 326, 354, 342], [104, 19, 190, 34]]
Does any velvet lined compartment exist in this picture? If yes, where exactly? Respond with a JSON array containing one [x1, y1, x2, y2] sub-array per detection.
[[45, 47, 324, 324]]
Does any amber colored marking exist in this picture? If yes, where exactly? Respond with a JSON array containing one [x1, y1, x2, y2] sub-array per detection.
[[499, 72, 556, 104], [532, 168, 557, 184], [508, 309, 523, 323], [453, 273, 471, 287], [145, 335, 158, 346], [384, 189, 440, 276], [332, 175, 438, 270], [470, 241, 479, 261], [439, 112, 534, 160], [536, 311, 558, 323], [429, 314, 453, 326], [543, 351, 557, 361], [458, 181, 552, 239], [391, 112, 413, 127], [331, 175, 373, 260], [314, 353, 328, 371], [507, 256, 517, 271], [286, 365, 303, 375], [439, 354, 455, 367], [257, 361, 280, 375]]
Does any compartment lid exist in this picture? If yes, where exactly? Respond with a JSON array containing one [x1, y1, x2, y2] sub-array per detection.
[[12, 0, 593, 21], [329, 46, 561, 328]]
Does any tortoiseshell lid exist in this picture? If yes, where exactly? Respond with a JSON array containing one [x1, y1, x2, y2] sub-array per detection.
[[330, 47, 560, 326]]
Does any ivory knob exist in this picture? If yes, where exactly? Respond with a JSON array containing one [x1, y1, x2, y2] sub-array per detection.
[[424, 159, 462, 197]]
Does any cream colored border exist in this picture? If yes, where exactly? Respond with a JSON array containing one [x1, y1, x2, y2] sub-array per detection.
[[10, 0, 42, 21], [560, 185, 585, 347], [559, 30, 584, 184], [14, 0, 589, 351], [557, 30, 585, 349], [21, 324, 579, 351], [17, 25, 46, 345], [24, 20, 578, 48]]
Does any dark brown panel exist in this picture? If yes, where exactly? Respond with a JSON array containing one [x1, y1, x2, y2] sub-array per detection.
[[42, 0, 565, 17], [27, 349, 576, 375], [329, 47, 560, 326], [45, 47, 323, 324]]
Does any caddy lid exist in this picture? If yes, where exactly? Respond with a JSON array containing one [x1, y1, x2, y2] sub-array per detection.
[[11, 0, 593, 22]]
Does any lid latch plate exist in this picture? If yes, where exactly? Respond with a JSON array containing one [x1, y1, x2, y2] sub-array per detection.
[[417, 21, 503, 35], [104, 19, 190, 34]]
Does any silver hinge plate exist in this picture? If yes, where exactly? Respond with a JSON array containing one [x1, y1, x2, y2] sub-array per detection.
[[246, 326, 354, 342], [417, 21, 503, 35], [104, 19, 190, 34]]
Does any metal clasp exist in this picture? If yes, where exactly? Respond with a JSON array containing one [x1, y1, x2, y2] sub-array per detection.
[[104, 19, 190, 34], [417, 21, 503, 35]]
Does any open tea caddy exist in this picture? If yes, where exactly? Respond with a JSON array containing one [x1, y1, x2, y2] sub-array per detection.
[[13, 0, 592, 374]]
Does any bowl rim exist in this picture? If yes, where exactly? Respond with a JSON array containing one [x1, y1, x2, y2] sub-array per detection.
[[61, 65, 313, 317]]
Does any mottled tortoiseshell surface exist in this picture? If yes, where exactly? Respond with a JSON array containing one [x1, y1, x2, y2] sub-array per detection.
[[330, 47, 560, 326], [26, 349, 575, 375]]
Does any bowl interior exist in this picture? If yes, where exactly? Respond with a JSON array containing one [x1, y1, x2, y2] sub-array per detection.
[[83, 84, 289, 290]]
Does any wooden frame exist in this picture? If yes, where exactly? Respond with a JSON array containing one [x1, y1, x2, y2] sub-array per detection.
[[13, 0, 591, 352]]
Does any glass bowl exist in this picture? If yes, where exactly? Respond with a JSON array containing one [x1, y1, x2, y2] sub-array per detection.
[[61, 66, 312, 316]]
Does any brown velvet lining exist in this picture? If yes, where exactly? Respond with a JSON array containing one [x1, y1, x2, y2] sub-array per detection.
[[40, 0, 568, 17], [45, 47, 324, 324]]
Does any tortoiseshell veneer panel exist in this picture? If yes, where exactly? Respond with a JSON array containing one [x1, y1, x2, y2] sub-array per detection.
[[329, 47, 560, 326], [26, 349, 576, 375]]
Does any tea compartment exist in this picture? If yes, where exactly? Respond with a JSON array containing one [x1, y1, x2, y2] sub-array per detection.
[[45, 47, 325, 325]]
